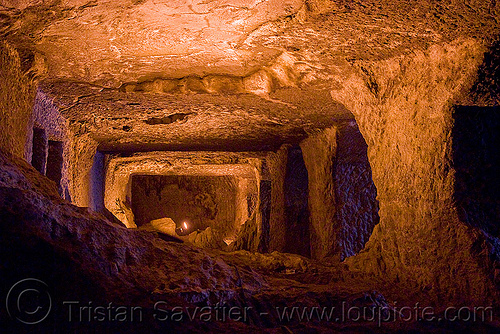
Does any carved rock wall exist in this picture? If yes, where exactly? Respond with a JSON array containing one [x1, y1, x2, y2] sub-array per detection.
[[331, 38, 500, 305], [300, 127, 337, 259], [0, 41, 36, 159], [300, 123, 379, 261]]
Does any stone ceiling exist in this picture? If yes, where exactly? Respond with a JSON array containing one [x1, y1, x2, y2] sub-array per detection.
[[1, 0, 499, 150], [40, 80, 351, 151]]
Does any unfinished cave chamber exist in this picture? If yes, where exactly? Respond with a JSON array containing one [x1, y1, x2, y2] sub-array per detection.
[[102, 152, 263, 249], [1, 1, 500, 333], [79, 111, 378, 256]]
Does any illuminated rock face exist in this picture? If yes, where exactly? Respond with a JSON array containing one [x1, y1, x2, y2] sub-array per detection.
[[1, 0, 500, 332], [331, 38, 500, 305]]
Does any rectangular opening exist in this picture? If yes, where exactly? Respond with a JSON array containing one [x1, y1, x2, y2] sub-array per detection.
[[284, 146, 310, 257], [31, 127, 47, 174], [258, 180, 271, 253], [453, 106, 500, 236], [131, 174, 238, 244]]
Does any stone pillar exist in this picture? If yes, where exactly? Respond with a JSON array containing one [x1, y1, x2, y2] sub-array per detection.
[[69, 132, 99, 207], [300, 127, 337, 260], [0, 41, 37, 159]]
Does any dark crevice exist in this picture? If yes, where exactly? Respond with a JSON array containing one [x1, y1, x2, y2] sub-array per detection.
[[452, 105, 500, 237], [144, 113, 193, 125], [283, 146, 310, 257]]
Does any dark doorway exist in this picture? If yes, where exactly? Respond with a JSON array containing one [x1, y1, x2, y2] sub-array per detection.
[[334, 122, 379, 260], [284, 146, 310, 257], [453, 106, 500, 236], [90, 151, 105, 212], [131, 174, 238, 241], [31, 127, 47, 174], [258, 180, 272, 253]]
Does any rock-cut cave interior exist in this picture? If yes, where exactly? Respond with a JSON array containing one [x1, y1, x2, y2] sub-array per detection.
[[0, 1, 499, 333]]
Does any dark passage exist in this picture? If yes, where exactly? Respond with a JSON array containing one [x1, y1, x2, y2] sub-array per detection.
[[284, 146, 310, 257], [453, 106, 500, 237], [334, 123, 379, 260], [131, 174, 237, 237], [258, 180, 272, 253], [31, 127, 47, 174]]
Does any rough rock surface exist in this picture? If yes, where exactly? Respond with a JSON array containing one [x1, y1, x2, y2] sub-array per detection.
[[0, 41, 37, 158], [1, 0, 500, 332], [331, 38, 500, 305], [36, 80, 351, 152], [334, 122, 379, 260], [2, 149, 500, 333], [300, 127, 338, 259]]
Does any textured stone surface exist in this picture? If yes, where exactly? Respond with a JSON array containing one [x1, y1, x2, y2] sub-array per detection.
[[2, 0, 498, 87], [334, 122, 379, 260], [0, 150, 394, 332], [35, 0, 303, 85], [2, 146, 500, 333], [300, 127, 337, 259], [331, 38, 500, 305], [1, 0, 500, 331], [36, 80, 351, 153], [0, 41, 36, 158]]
